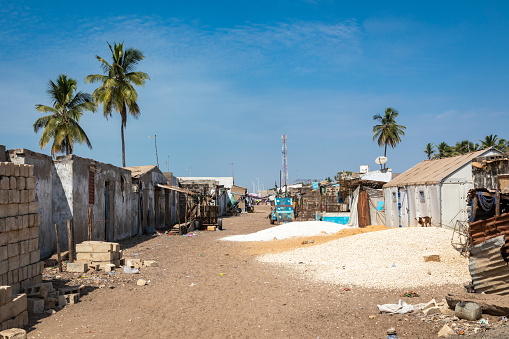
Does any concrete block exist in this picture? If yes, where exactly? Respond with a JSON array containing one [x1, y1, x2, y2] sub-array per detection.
[[12, 166, 19, 178], [4, 218, 15, 232], [11, 294, 26, 318], [44, 298, 56, 310], [8, 256, 19, 271], [7, 192, 18, 205], [18, 267, 26, 282], [17, 229, 28, 242], [0, 286, 12, 307], [0, 300, 14, 322], [65, 293, 79, 305], [8, 178, 15, 190], [34, 214, 40, 227], [27, 191, 34, 204], [25, 178, 35, 191], [0, 247, 6, 262], [29, 251, 39, 265], [0, 327, 27, 339], [19, 254, 29, 268], [7, 243, 18, 257], [27, 240, 37, 253], [7, 269, 19, 285], [28, 166, 33, 177], [20, 279, 31, 290], [15, 178, 24, 191], [18, 241, 28, 255], [16, 310, 28, 328], [0, 190, 7, 205], [0, 164, 5, 177], [28, 226, 38, 240], [0, 219, 4, 233], [17, 204, 27, 216], [27, 202, 37, 215], [0, 178, 9, 191], [20, 165, 29, 178], [25, 265, 31, 279], [76, 252, 113, 262], [143, 260, 158, 267], [20, 216, 27, 230], [3, 164, 14, 177], [66, 262, 87, 273], [1, 318, 17, 331], [27, 298, 44, 314], [0, 274, 7, 286], [103, 264, 115, 272], [7, 231, 18, 244], [455, 301, 482, 321], [126, 258, 142, 268], [0, 260, 7, 275]]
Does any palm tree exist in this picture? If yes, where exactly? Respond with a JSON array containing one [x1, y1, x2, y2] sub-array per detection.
[[479, 134, 499, 149], [33, 75, 96, 157], [372, 107, 406, 168], [424, 143, 435, 160], [454, 140, 476, 155], [85, 42, 150, 167], [496, 138, 508, 152], [434, 142, 450, 159]]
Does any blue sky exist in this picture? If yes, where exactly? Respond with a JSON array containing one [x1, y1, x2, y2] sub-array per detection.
[[1, 1, 509, 191]]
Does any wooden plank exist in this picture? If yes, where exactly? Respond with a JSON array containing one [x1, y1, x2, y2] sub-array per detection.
[[54, 223, 62, 272], [357, 190, 370, 228], [67, 219, 74, 263]]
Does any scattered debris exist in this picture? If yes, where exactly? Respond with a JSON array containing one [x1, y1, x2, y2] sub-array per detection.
[[437, 324, 455, 337], [136, 279, 147, 286]]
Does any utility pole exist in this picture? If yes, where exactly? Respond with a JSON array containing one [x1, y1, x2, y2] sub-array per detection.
[[187, 167, 192, 176], [146, 135, 159, 168], [251, 181, 255, 194], [282, 135, 288, 186], [256, 178, 260, 194]]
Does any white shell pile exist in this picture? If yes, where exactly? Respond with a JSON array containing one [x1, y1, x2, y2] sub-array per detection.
[[221, 221, 350, 242], [257, 227, 470, 289]]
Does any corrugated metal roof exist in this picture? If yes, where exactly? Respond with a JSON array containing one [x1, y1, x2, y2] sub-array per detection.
[[469, 235, 509, 295], [384, 149, 492, 188]]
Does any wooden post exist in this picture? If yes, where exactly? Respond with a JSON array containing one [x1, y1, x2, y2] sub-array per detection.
[[496, 190, 501, 216], [87, 205, 93, 241], [54, 223, 62, 272], [67, 219, 74, 263]]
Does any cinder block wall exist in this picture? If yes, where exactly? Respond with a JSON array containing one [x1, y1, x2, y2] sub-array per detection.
[[0, 162, 44, 294]]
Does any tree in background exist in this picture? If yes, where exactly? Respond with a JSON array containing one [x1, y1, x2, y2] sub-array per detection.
[[434, 142, 451, 159], [372, 107, 406, 168], [33, 74, 96, 157], [85, 42, 150, 167], [424, 143, 435, 160], [479, 134, 499, 149]]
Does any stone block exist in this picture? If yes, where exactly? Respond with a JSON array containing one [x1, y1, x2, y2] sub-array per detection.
[[11, 294, 26, 318], [8, 256, 19, 271], [0, 247, 6, 262], [25, 178, 35, 191], [29, 251, 39, 264], [0, 286, 12, 307], [27, 202, 37, 215], [455, 301, 482, 321], [66, 262, 88, 273], [0, 190, 7, 205], [424, 254, 441, 262], [27, 298, 44, 314], [0, 300, 14, 322], [8, 178, 15, 190], [0, 261, 7, 275], [19, 254, 29, 268], [0, 327, 27, 339], [15, 179, 24, 191], [0, 178, 9, 191]]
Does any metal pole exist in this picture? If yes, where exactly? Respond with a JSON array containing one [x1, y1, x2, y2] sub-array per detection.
[[251, 181, 255, 194], [146, 135, 159, 168], [256, 178, 259, 193]]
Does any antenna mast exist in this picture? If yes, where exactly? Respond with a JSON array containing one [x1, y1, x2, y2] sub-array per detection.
[[282, 134, 289, 186]]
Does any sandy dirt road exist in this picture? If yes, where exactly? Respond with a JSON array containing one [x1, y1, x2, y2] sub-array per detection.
[[27, 205, 504, 338]]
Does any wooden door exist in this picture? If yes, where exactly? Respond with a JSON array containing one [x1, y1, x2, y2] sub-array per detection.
[[357, 189, 370, 228]]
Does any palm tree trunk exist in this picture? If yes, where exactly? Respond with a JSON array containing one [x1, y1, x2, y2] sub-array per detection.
[[121, 122, 126, 167], [384, 143, 387, 169]]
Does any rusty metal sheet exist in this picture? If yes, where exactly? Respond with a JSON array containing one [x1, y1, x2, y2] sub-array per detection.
[[470, 213, 509, 245], [469, 235, 509, 295]]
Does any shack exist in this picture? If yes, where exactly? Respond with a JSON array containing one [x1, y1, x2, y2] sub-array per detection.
[[384, 148, 501, 229]]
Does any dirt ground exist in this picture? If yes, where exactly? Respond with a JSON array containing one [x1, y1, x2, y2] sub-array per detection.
[[28, 205, 508, 338]]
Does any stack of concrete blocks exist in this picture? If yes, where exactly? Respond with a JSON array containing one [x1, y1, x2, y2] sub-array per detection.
[[19, 282, 61, 313], [71, 241, 122, 272], [0, 163, 43, 294], [0, 286, 28, 331]]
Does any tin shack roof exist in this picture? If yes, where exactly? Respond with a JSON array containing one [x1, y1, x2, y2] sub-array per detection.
[[124, 165, 159, 179]]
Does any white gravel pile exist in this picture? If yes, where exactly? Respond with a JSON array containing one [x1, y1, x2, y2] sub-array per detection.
[[257, 227, 470, 289], [221, 221, 350, 242]]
